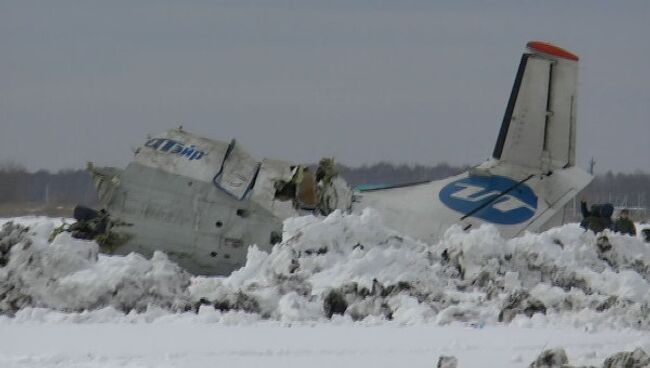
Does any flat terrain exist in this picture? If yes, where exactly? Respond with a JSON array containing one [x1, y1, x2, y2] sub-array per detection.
[[0, 321, 646, 368]]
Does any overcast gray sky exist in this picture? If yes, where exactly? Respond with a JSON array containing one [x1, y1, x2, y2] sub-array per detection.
[[1, 0, 648, 173]]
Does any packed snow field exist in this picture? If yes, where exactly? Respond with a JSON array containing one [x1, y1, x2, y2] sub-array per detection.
[[1, 213, 649, 367]]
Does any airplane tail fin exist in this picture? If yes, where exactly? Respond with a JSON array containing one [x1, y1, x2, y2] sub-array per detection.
[[493, 41, 579, 172]]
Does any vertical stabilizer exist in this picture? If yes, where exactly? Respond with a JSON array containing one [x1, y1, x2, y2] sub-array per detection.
[[493, 41, 579, 171]]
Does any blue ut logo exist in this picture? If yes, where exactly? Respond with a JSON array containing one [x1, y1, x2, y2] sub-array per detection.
[[439, 175, 537, 225]]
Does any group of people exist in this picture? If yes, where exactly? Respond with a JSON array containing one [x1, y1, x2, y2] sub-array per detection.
[[580, 200, 637, 236]]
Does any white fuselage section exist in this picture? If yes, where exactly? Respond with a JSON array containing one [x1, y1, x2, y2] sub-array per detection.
[[353, 160, 591, 243]]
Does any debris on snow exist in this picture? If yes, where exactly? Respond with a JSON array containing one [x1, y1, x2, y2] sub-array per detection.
[[437, 355, 458, 368], [525, 347, 650, 368], [323, 289, 348, 318], [212, 291, 261, 314], [602, 348, 650, 368], [498, 290, 547, 323], [528, 348, 569, 368]]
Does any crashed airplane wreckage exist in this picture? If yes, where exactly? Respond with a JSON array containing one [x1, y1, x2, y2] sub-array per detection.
[[75, 130, 353, 275], [70, 41, 592, 275]]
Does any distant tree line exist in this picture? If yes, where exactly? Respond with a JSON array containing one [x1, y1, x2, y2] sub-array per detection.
[[582, 171, 650, 210], [0, 161, 97, 214], [337, 161, 466, 188], [0, 159, 648, 217]]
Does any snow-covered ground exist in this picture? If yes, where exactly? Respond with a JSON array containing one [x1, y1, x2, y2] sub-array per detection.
[[0, 321, 646, 368], [1, 213, 649, 367]]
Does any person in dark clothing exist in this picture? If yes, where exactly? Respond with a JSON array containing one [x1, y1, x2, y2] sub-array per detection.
[[613, 209, 636, 236], [579, 201, 594, 225], [598, 203, 614, 230], [580, 200, 613, 233]]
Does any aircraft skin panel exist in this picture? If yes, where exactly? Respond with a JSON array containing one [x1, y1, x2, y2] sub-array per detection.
[[101, 162, 281, 275], [214, 142, 260, 200], [500, 56, 551, 170], [354, 162, 591, 243], [353, 169, 542, 243], [135, 129, 231, 184], [250, 158, 301, 219], [495, 45, 579, 172], [355, 176, 463, 243], [545, 59, 578, 168]]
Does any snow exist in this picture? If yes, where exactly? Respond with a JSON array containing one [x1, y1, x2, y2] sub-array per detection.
[[0, 218, 191, 313], [1, 212, 650, 367], [0, 318, 647, 368]]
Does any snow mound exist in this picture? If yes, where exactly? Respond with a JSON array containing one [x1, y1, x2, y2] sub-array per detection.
[[1, 211, 650, 330], [0, 220, 191, 313], [189, 209, 650, 329]]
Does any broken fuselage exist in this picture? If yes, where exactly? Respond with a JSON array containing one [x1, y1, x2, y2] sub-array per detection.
[[88, 129, 351, 275]]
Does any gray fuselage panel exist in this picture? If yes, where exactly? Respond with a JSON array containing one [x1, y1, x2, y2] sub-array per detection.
[[104, 162, 281, 275]]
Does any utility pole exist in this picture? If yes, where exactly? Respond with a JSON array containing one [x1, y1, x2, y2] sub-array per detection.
[[588, 157, 596, 175], [44, 183, 50, 204]]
